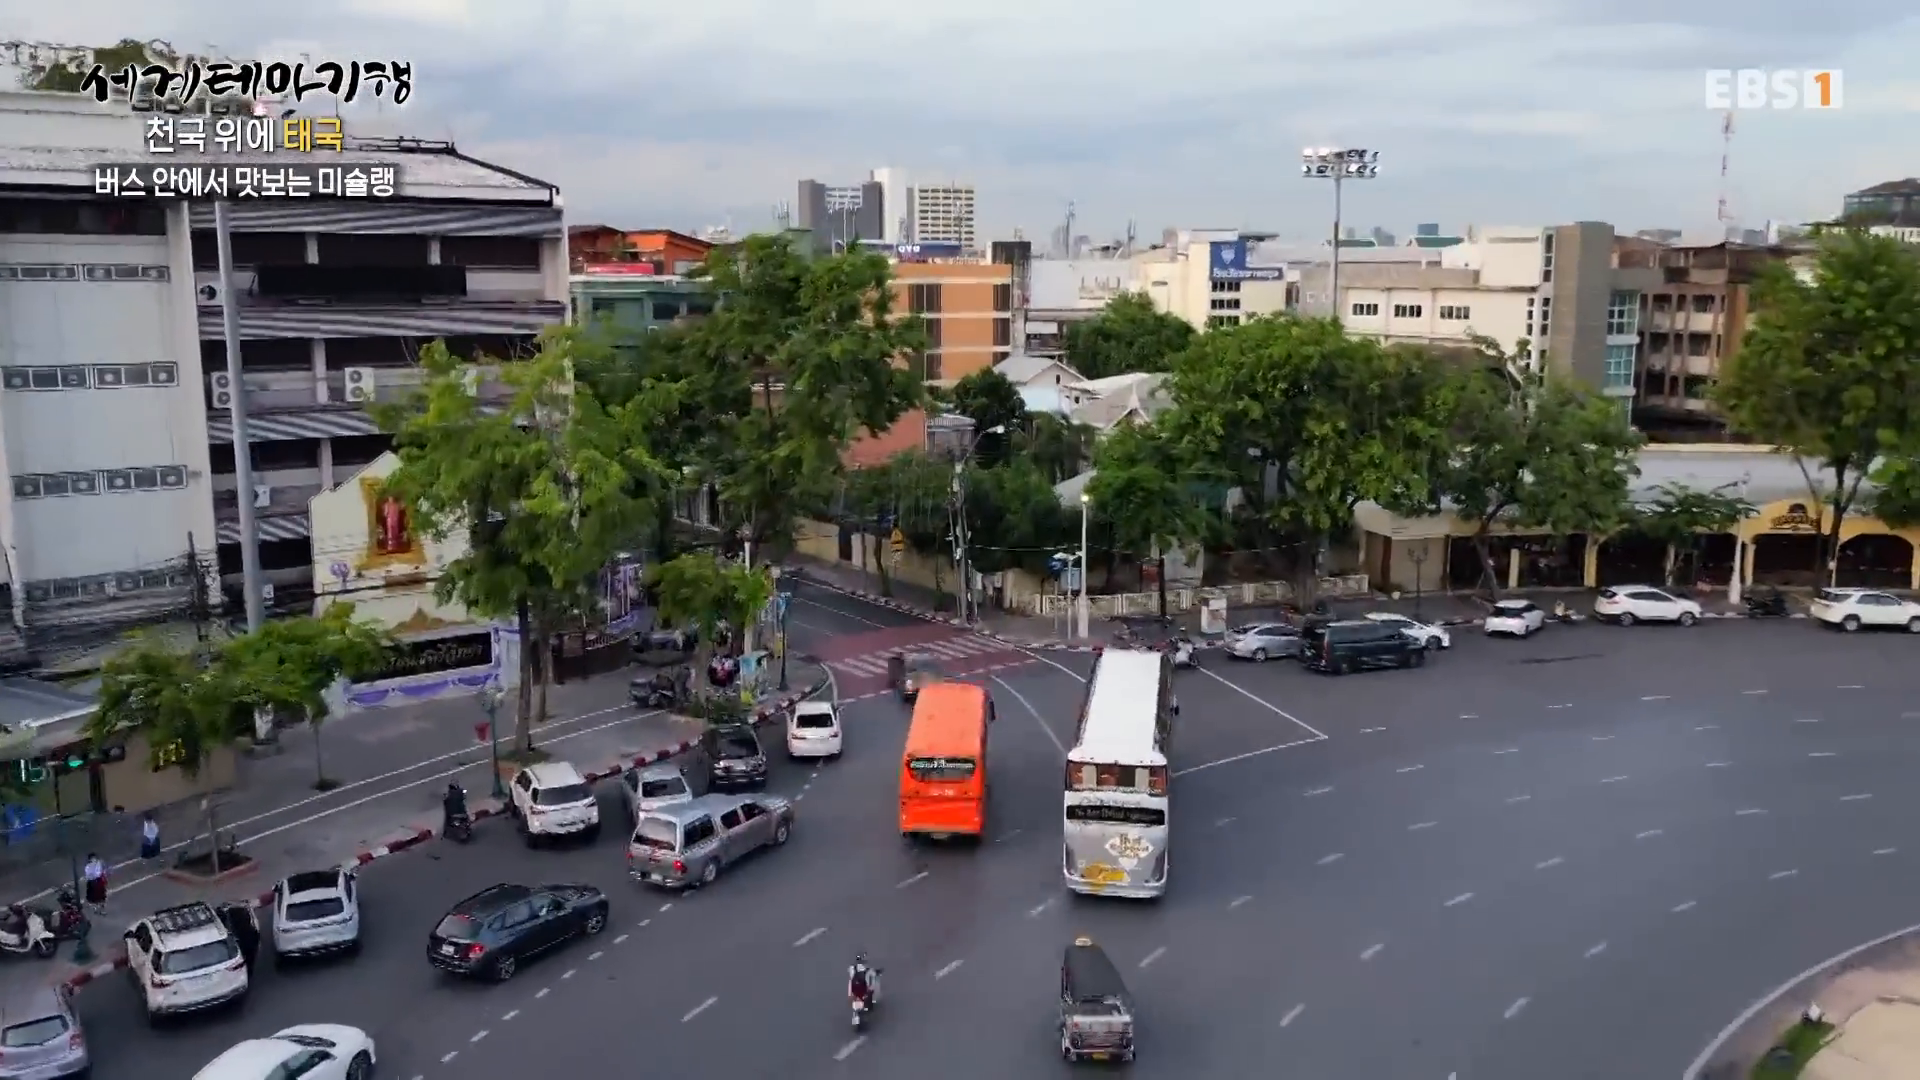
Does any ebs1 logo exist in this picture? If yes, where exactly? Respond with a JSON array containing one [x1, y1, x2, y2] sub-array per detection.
[[1704, 69, 1842, 110]]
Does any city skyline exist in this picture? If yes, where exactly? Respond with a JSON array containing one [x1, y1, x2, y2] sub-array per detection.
[[9, 3, 1918, 241]]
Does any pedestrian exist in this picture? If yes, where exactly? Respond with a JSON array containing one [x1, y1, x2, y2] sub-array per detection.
[[138, 812, 161, 864], [81, 853, 107, 914]]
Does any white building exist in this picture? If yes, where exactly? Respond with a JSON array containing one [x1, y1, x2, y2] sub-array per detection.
[[0, 89, 566, 648], [870, 166, 909, 244], [909, 183, 977, 250]]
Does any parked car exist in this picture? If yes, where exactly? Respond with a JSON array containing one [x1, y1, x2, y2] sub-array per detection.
[[1809, 587, 1920, 633], [124, 902, 248, 1023], [1484, 599, 1547, 638], [270, 868, 361, 962], [1593, 585, 1703, 626], [1361, 612, 1451, 650], [702, 723, 768, 791], [627, 793, 795, 890], [193, 1025, 376, 1080], [620, 762, 694, 823], [0, 984, 89, 1079], [1301, 620, 1427, 674], [508, 761, 602, 847], [786, 701, 843, 760], [427, 883, 609, 983], [1224, 623, 1304, 662]]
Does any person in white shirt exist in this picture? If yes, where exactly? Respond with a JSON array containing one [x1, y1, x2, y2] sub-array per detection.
[[138, 813, 161, 863], [82, 854, 107, 914]]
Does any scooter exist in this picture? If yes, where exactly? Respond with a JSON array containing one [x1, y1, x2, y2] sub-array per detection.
[[35, 887, 88, 942], [1550, 602, 1583, 624], [1745, 591, 1791, 618], [1170, 638, 1198, 669], [0, 907, 58, 959], [444, 787, 474, 844], [850, 971, 882, 1029]]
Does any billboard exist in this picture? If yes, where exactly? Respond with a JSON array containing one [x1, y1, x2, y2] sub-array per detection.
[[1209, 240, 1283, 281], [895, 242, 964, 261]]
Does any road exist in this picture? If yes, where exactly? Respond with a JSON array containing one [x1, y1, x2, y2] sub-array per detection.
[[78, 583, 1920, 1078]]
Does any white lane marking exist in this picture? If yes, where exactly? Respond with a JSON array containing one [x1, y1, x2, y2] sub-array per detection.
[[1445, 892, 1475, 907], [660, 903, 674, 912], [989, 674, 1070, 757], [1600, 775, 1629, 784], [1359, 726, 1386, 734], [1506, 794, 1532, 803], [502, 1010, 519, 1021], [1591, 735, 1614, 741], [1396, 765, 1424, 774], [682, 996, 718, 1022], [1280, 1003, 1305, 1028], [1215, 817, 1237, 827], [994, 829, 1023, 843], [1504, 996, 1530, 1020], [1138, 946, 1166, 968], [1175, 733, 1326, 777], [1796, 718, 1822, 723], [897, 871, 930, 889], [1360, 943, 1384, 961], [1875, 848, 1899, 856], [1742, 689, 1768, 695], [794, 793, 805, 802], [589, 951, 603, 961], [802, 782, 812, 791], [1642, 695, 1670, 701], [1769, 869, 1799, 881], [1636, 829, 1663, 840], [638, 918, 651, 927], [1536, 857, 1564, 870], [1584, 941, 1608, 958], [535, 988, 550, 999], [935, 959, 963, 979], [1230, 895, 1252, 909], [1547, 703, 1572, 710], [1459, 713, 1479, 719], [441, 1052, 458, 1064], [1317, 853, 1344, 866], [1409, 821, 1438, 831], [1194, 665, 1328, 740], [1304, 786, 1334, 797], [1029, 898, 1057, 917], [1694, 724, 1718, 731], [470, 1031, 488, 1043], [1809, 752, 1837, 758], [1736, 807, 1766, 816], [1705, 761, 1731, 768], [795, 927, 827, 947], [1493, 748, 1519, 755], [834, 1037, 866, 1061], [613, 934, 628, 944], [810, 771, 820, 779], [1838, 684, 1864, 689], [1842, 794, 1873, 802], [1672, 900, 1697, 913]]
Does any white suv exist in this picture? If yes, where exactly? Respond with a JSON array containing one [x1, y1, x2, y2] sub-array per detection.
[[1810, 588, 1920, 633], [124, 902, 248, 1023], [509, 762, 602, 847], [786, 700, 843, 760], [1594, 586, 1703, 626]]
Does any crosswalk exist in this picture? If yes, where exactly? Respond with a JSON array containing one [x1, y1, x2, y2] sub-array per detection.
[[814, 625, 1032, 698], [829, 633, 1016, 679]]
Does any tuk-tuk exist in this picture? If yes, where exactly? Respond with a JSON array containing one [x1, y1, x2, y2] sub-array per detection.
[[889, 653, 943, 703], [1059, 937, 1135, 1063]]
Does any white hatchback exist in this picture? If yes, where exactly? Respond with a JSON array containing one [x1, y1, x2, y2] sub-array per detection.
[[786, 701, 843, 760], [1484, 599, 1546, 637], [1362, 612, 1451, 650], [1810, 588, 1920, 633], [1594, 586, 1703, 626]]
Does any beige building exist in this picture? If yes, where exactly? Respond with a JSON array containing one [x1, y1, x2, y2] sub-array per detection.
[[1134, 232, 1294, 329]]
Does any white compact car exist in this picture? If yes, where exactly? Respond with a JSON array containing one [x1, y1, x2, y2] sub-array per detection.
[[271, 867, 361, 962], [124, 902, 248, 1022], [1484, 599, 1547, 637], [1594, 585, 1702, 626], [786, 700, 843, 760], [509, 761, 602, 847], [193, 1024, 377, 1080], [1362, 612, 1451, 650], [1810, 587, 1920, 633], [621, 762, 694, 822], [1225, 623, 1304, 662]]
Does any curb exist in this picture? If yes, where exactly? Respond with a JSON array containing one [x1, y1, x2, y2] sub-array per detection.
[[59, 672, 833, 993]]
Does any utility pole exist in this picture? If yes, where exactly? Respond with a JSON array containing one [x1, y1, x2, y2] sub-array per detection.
[[186, 532, 208, 642], [950, 459, 970, 624], [215, 200, 264, 633]]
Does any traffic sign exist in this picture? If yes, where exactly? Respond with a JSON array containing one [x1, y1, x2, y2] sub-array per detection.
[[889, 527, 906, 552]]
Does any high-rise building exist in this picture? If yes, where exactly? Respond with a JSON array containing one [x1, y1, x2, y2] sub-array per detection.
[[870, 167, 910, 244], [909, 183, 977, 250], [794, 179, 883, 255]]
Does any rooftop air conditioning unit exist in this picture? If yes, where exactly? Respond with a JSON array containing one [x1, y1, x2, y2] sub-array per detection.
[[343, 367, 377, 403], [208, 372, 234, 410], [196, 282, 223, 305]]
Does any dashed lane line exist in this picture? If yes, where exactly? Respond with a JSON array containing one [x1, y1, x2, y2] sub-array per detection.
[[1694, 724, 1718, 731], [470, 1031, 488, 1044], [1842, 794, 1873, 802], [834, 1037, 866, 1062], [1536, 857, 1565, 870], [1742, 689, 1769, 696], [1493, 748, 1519, 755], [588, 951, 603, 961], [1396, 765, 1425, 774], [1796, 718, 1822, 724], [1736, 807, 1766, 816], [1459, 714, 1480, 719], [1506, 794, 1532, 804], [1705, 761, 1731, 768], [637, 918, 651, 928], [1547, 704, 1572, 710], [613, 934, 628, 945], [795, 927, 827, 947], [1317, 853, 1344, 866], [1230, 895, 1252, 909], [1636, 829, 1663, 840], [1591, 735, 1614, 741], [994, 829, 1023, 844], [897, 871, 930, 889], [1304, 786, 1334, 797], [1280, 1003, 1305, 1028], [1139, 946, 1167, 968], [1409, 821, 1438, 831], [1030, 898, 1057, 917], [682, 996, 718, 1022], [935, 960, 964, 979], [660, 903, 674, 913], [1839, 684, 1865, 690], [1600, 775, 1629, 783], [1504, 997, 1531, 1020], [1360, 943, 1384, 961], [501, 1010, 519, 1021], [1642, 695, 1670, 701], [1445, 892, 1475, 907], [1770, 869, 1800, 881], [1673, 900, 1698, 913], [441, 1052, 458, 1064], [1215, 817, 1237, 827], [535, 988, 549, 999], [1875, 848, 1899, 856], [1809, 752, 1838, 758], [1584, 941, 1608, 959]]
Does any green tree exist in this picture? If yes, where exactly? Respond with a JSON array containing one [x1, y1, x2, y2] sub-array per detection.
[[1063, 292, 1197, 380], [376, 329, 674, 756], [1013, 413, 1097, 484], [963, 460, 1077, 576], [840, 454, 947, 598], [651, 553, 774, 712], [1086, 420, 1215, 615], [1869, 456, 1920, 528], [1714, 230, 1920, 582], [1432, 360, 1644, 594], [947, 368, 1028, 465], [82, 634, 247, 870], [220, 605, 391, 791], [684, 236, 925, 567], [1158, 315, 1454, 600], [1629, 481, 1757, 587]]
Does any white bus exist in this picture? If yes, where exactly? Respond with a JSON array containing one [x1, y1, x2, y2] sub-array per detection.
[[1063, 649, 1176, 898]]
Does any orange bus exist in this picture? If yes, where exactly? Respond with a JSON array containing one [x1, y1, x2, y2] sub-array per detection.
[[899, 681, 993, 842]]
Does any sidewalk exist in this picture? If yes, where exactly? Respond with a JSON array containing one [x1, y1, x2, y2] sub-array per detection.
[[7, 659, 831, 999]]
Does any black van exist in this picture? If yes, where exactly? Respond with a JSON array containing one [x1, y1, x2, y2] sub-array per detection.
[[1301, 619, 1425, 674]]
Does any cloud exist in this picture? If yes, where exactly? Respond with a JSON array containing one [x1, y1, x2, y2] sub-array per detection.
[[10, 2, 1917, 240]]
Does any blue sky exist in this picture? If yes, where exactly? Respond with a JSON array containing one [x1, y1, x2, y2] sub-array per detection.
[[11, 2, 1918, 244]]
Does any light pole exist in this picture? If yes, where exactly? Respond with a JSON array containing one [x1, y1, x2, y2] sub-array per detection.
[[951, 424, 1005, 626], [481, 683, 505, 799], [1077, 491, 1091, 640], [1409, 544, 1428, 619], [1300, 147, 1380, 322]]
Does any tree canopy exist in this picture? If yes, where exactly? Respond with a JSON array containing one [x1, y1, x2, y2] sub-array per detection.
[[1714, 230, 1920, 577], [1063, 292, 1197, 380], [222, 605, 391, 788], [947, 368, 1028, 465], [1630, 481, 1756, 587], [1086, 418, 1214, 612]]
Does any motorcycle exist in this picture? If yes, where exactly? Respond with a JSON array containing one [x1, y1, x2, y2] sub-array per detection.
[[0, 907, 57, 959], [35, 887, 88, 942], [1550, 602, 1583, 624], [849, 970, 882, 1029], [1170, 638, 1198, 669], [1745, 591, 1790, 618], [444, 786, 474, 844]]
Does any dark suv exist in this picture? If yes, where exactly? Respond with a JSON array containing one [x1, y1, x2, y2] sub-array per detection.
[[702, 723, 768, 791], [1301, 619, 1425, 675], [428, 883, 609, 983]]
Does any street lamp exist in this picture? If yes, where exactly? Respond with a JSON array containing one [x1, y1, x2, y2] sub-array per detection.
[[481, 683, 505, 799], [1078, 491, 1092, 640], [1300, 146, 1380, 323]]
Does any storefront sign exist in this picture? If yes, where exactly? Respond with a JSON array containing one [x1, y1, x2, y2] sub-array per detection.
[[1769, 502, 1820, 532], [380, 631, 493, 678]]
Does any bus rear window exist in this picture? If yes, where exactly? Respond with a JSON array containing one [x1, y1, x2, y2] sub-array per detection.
[[1067, 762, 1168, 794], [908, 757, 975, 782]]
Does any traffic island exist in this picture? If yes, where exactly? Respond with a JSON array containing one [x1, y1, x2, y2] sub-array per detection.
[[163, 849, 257, 885]]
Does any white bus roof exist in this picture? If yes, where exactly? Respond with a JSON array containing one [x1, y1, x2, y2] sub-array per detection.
[[1068, 649, 1167, 768]]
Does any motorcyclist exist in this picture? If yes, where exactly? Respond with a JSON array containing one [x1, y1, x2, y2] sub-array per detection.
[[0, 904, 25, 939], [442, 782, 468, 834], [848, 953, 879, 1008], [1552, 599, 1572, 621]]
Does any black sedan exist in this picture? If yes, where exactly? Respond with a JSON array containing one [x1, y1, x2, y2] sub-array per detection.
[[427, 883, 609, 983]]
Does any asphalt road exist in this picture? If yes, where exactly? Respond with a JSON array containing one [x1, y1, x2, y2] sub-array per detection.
[[80, 588, 1920, 1079]]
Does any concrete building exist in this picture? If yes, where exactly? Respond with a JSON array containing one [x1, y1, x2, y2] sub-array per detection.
[[870, 167, 910, 244], [1022, 256, 1141, 359], [570, 270, 714, 332], [1843, 179, 1920, 227], [1634, 239, 1797, 436], [0, 90, 566, 644], [908, 182, 977, 250], [796, 178, 883, 254], [1134, 231, 1298, 330]]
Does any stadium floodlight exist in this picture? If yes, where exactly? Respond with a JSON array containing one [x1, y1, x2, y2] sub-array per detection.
[[1299, 147, 1381, 320]]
